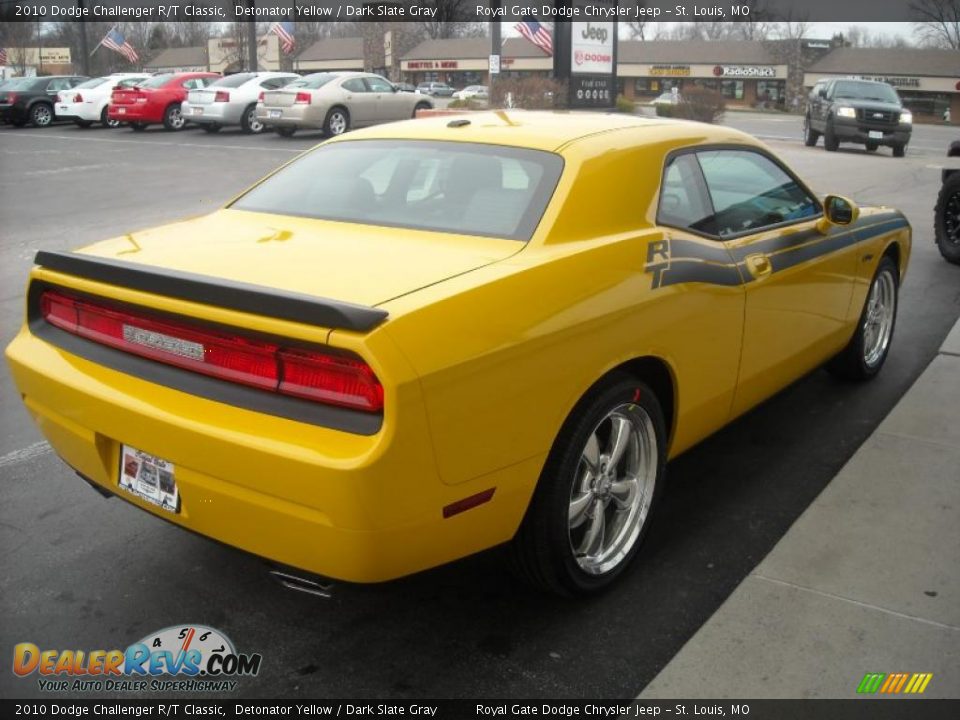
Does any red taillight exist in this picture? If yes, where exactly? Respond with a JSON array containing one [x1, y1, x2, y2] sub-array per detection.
[[7, 93, 18, 104], [40, 290, 383, 413], [214, 90, 229, 102], [294, 91, 311, 104], [258, 91, 264, 102], [74, 93, 83, 103], [278, 349, 384, 412]]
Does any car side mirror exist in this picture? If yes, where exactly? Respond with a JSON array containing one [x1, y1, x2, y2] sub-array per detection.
[[818, 195, 859, 233], [818, 88, 826, 98]]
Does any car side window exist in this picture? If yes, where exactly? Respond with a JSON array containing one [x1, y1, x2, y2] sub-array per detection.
[[47, 78, 71, 92], [696, 150, 819, 237], [657, 154, 715, 234], [364, 77, 394, 93], [342, 79, 368, 93]]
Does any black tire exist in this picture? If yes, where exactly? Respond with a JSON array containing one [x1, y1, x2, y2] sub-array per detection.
[[162, 103, 185, 131], [413, 101, 431, 118], [323, 106, 350, 137], [803, 115, 819, 146], [824, 121, 839, 152], [865, 142, 878, 152], [130, 122, 146, 132], [892, 144, 906, 158], [827, 256, 899, 381], [935, 172, 960, 265], [240, 104, 264, 134], [30, 103, 54, 128], [100, 106, 120, 128], [74, 119, 93, 128], [275, 126, 296, 137], [201, 123, 221, 133], [510, 375, 666, 596]]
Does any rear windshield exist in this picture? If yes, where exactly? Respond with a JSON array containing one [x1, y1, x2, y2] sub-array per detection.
[[74, 77, 111, 89], [286, 73, 338, 90], [832, 81, 900, 104], [5, 78, 44, 90], [231, 140, 564, 242], [139, 74, 174, 88], [210, 73, 257, 88]]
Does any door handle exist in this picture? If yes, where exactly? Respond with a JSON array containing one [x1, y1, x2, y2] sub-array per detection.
[[745, 253, 772, 278]]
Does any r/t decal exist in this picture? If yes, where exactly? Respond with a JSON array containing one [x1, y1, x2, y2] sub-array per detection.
[[645, 239, 671, 289]]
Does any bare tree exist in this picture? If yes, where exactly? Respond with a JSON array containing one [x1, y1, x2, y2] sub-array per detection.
[[910, 0, 960, 48], [169, 21, 215, 48], [1, 22, 35, 76], [412, 0, 481, 39], [624, 22, 649, 40]]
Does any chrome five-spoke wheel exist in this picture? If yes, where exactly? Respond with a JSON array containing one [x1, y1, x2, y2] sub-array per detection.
[[863, 269, 896, 368], [569, 404, 658, 575], [512, 376, 666, 595]]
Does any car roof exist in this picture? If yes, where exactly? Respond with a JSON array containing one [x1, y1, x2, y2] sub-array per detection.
[[334, 110, 762, 153]]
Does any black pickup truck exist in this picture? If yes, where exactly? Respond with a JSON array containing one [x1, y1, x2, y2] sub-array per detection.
[[935, 141, 960, 264], [804, 78, 912, 157]]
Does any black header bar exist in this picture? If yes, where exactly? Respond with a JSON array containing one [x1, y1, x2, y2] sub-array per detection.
[[0, 1, 924, 24]]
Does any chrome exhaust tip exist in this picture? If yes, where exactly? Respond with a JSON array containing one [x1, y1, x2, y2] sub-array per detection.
[[268, 568, 335, 599]]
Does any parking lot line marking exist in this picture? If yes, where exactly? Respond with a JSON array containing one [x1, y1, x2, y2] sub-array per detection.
[[0, 134, 303, 154], [0, 441, 51, 469]]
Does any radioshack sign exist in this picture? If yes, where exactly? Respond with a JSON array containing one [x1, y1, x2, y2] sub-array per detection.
[[714, 65, 776, 78]]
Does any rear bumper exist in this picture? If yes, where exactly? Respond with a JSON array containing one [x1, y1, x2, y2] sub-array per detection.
[[832, 119, 912, 147], [257, 103, 328, 129], [182, 101, 244, 125], [5, 325, 536, 583], [57, 101, 101, 122], [0, 104, 26, 122], [108, 103, 161, 124]]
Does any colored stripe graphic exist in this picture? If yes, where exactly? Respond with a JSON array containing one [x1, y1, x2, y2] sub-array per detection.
[[857, 673, 886, 694], [857, 672, 932, 694]]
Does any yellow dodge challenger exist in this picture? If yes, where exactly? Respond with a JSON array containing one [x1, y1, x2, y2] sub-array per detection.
[[6, 112, 911, 595]]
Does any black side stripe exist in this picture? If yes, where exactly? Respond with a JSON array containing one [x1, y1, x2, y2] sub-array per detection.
[[33, 250, 389, 332], [648, 213, 909, 289], [648, 259, 744, 288]]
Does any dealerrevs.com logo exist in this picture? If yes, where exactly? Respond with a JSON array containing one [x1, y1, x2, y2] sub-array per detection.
[[13, 625, 262, 693]]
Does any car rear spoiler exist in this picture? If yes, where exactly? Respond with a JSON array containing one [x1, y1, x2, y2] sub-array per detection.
[[33, 250, 388, 333]]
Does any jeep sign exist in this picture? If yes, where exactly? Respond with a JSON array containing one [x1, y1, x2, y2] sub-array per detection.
[[571, 21, 614, 75]]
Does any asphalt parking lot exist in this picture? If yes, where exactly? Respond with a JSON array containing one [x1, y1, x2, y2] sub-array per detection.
[[1, 113, 958, 699]]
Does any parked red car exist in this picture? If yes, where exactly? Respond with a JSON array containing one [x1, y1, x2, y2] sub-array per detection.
[[108, 72, 219, 131]]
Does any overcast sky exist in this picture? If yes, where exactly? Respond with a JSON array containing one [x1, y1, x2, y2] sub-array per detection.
[[504, 21, 918, 43]]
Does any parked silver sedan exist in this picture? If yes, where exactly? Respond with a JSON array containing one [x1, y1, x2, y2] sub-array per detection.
[[258, 72, 433, 138], [183, 72, 299, 134]]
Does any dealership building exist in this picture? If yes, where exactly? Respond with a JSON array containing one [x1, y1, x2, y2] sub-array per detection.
[[397, 36, 957, 119]]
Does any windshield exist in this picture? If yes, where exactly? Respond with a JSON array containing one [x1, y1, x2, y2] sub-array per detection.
[[285, 73, 338, 90], [833, 81, 900, 104], [140, 74, 174, 88], [231, 140, 564, 242], [74, 77, 111, 90], [209, 73, 257, 88]]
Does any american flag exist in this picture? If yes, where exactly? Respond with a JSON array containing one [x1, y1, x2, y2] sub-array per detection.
[[271, 21, 296, 55], [101, 28, 139, 63], [515, 19, 553, 56], [0, 48, 8, 66]]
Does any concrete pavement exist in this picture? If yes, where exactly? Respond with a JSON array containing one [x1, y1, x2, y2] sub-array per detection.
[[640, 320, 960, 699]]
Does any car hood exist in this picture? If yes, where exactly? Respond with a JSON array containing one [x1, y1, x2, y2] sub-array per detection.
[[70, 209, 523, 309]]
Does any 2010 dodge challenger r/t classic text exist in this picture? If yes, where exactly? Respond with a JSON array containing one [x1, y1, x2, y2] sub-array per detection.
[[6, 112, 911, 596]]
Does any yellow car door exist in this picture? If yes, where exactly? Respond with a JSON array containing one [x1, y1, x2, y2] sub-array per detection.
[[692, 148, 858, 417]]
